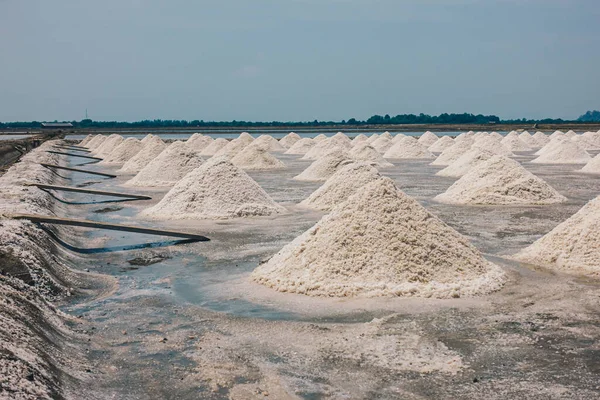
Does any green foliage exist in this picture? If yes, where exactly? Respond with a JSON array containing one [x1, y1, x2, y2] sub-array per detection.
[[577, 110, 600, 122]]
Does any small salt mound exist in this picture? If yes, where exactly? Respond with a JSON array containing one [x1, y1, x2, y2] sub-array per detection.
[[380, 131, 393, 140], [352, 133, 369, 144], [366, 134, 380, 143], [436, 149, 495, 178], [531, 140, 591, 164], [533, 131, 550, 146], [348, 142, 393, 167], [572, 132, 600, 150], [391, 133, 407, 143], [505, 131, 519, 138], [472, 135, 514, 156], [428, 136, 454, 152], [294, 149, 354, 181], [252, 177, 506, 298], [501, 135, 533, 151], [119, 136, 167, 173], [313, 134, 328, 142], [302, 137, 352, 160], [279, 132, 301, 148], [332, 132, 351, 144], [213, 138, 250, 158], [285, 138, 316, 155], [454, 132, 475, 143], [515, 195, 600, 276], [124, 141, 204, 187], [86, 135, 107, 149], [430, 137, 475, 166], [187, 133, 213, 150], [79, 134, 94, 146], [519, 131, 541, 148], [550, 130, 565, 139], [141, 134, 158, 143], [253, 135, 286, 152], [384, 136, 434, 159], [580, 153, 600, 174], [565, 130, 577, 138], [201, 138, 228, 156], [370, 136, 393, 154], [489, 132, 503, 140], [300, 163, 382, 211], [231, 142, 286, 170], [94, 134, 124, 157], [418, 131, 438, 147], [141, 157, 285, 220], [435, 155, 567, 205], [534, 136, 566, 156], [238, 132, 254, 141], [102, 137, 143, 164]]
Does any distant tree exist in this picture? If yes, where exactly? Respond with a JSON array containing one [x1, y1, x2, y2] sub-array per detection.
[[577, 110, 600, 122]]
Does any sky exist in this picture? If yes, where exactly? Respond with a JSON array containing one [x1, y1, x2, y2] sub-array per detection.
[[0, 0, 599, 122]]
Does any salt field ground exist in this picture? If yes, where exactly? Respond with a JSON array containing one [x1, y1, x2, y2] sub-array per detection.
[[2, 132, 600, 399]]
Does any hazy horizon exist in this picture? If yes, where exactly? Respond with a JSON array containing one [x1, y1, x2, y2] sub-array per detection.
[[1, 0, 598, 122]]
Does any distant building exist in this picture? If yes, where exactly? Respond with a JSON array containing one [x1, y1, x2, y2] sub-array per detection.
[[41, 122, 74, 129]]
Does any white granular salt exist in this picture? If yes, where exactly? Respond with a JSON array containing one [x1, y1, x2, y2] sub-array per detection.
[[383, 136, 434, 159], [381, 131, 393, 139], [370, 136, 394, 154], [428, 136, 454, 152], [284, 138, 316, 155], [141, 157, 285, 220], [366, 134, 380, 143], [348, 142, 393, 168], [302, 137, 352, 160], [213, 137, 251, 158], [187, 133, 213, 151], [201, 138, 229, 156], [141, 133, 158, 143], [238, 132, 254, 141], [231, 142, 286, 170], [534, 136, 565, 156], [430, 137, 475, 166], [454, 132, 475, 142], [531, 140, 591, 164], [505, 131, 519, 138], [472, 135, 514, 156], [572, 132, 600, 150], [252, 177, 506, 298], [252, 135, 286, 152], [86, 134, 107, 149], [93, 134, 124, 157], [118, 136, 167, 173], [533, 131, 550, 146], [418, 131, 439, 147], [332, 132, 352, 144], [279, 132, 301, 148], [79, 134, 94, 146], [519, 131, 542, 148], [124, 141, 204, 187], [294, 149, 354, 181], [580, 153, 600, 174], [436, 149, 496, 178], [352, 133, 369, 144], [313, 134, 328, 142], [565, 130, 577, 138], [514, 195, 600, 276], [391, 133, 408, 143], [501, 135, 532, 152], [101, 137, 143, 164], [435, 155, 567, 205], [550, 130, 565, 139], [300, 162, 382, 211], [490, 132, 503, 140]]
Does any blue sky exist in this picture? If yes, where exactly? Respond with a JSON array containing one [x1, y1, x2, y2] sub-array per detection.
[[0, 0, 598, 121]]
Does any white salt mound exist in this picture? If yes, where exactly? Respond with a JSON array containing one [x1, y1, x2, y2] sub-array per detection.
[[294, 149, 354, 181], [435, 155, 567, 205], [515, 195, 600, 276], [231, 142, 286, 170], [285, 138, 316, 155], [550, 130, 565, 139], [102, 137, 143, 164], [472, 135, 514, 156], [370, 136, 394, 154], [119, 136, 167, 173], [366, 134, 380, 143], [253, 135, 286, 152], [533, 131, 550, 146], [572, 131, 600, 150], [141, 157, 285, 220], [534, 137, 565, 156], [531, 140, 591, 164], [213, 138, 250, 158], [302, 137, 352, 160], [201, 138, 229, 156], [238, 132, 254, 141], [348, 143, 393, 168], [313, 134, 328, 142], [252, 177, 506, 298], [428, 136, 454, 152], [519, 131, 541, 148], [436, 149, 496, 178], [501, 135, 533, 152], [86, 134, 107, 149], [384, 136, 434, 159], [279, 132, 301, 148], [489, 132, 503, 140], [79, 134, 94, 146], [300, 163, 382, 211], [124, 141, 204, 187], [332, 132, 351, 144], [141, 134, 158, 143], [352, 133, 369, 144], [380, 131, 393, 140], [94, 134, 124, 157], [580, 153, 600, 174], [418, 131, 439, 147], [565, 130, 577, 138], [391, 133, 407, 143], [187, 133, 213, 151], [431, 137, 475, 166]]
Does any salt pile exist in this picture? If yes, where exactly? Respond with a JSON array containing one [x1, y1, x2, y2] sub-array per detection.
[[86, 134, 107, 149], [572, 131, 600, 150], [366, 134, 380, 143], [472, 135, 514, 156], [141, 133, 158, 143], [534, 137, 565, 156], [580, 153, 600, 174], [435, 155, 566, 205], [515, 195, 600, 276], [93, 134, 124, 156], [565, 130, 577, 138], [119, 136, 167, 173], [352, 133, 369, 144], [489, 132, 503, 140], [436, 149, 495, 178], [300, 163, 382, 211], [430, 137, 474, 166], [279, 132, 301, 148], [238, 132, 254, 141], [141, 157, 285, 220], [213, 137, 251, 158], [101, 137, 143, 164], [125, 141, 204, 187], [284, 138, 316, 155], [391, 133, 407, 143], [428, 136, 454, 152], [231, 142, 286, 170], [332, 132, 352, 144], [187, 133, 213, 150], [454, 132, 475, 142], [294, 149, 354, 181], [201, 138, 229, 156], [531, 140, 591, 164], [418, 131, 439, 147], [302, 137, 352, 160], [313, 134, 328, 142], [79, 134, 94, 146], [370, 135, 394, 153], [384, 136, 434, 159], [500, 135, 532, 152], [550, 130, 565, 139], [348, 142, 393, 167], [533, 131, 550, 146], [519, 131, 541, 148], [252, 135, 286, 152], [252, 177, 506, 298]]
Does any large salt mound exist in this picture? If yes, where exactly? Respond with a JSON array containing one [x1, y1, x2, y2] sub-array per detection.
[[119, 136, 167, 173], [79, 134, 94, 146], [436, 149, 495, 178], [366, 134, 380, 143], [213, 137, 251, 158], [534, 137, 565, 156], [418, 131, 439, 147], [519, 131, 542, 148], [86, 134, 107, 149], [428, 136, 454, 152], [253, 135, 286, 152], [302, 137, 352, 160], [455, 132, 475, 143], [430, 137, 474, 166], [313, 134, 328, 142], [187, 133, 213, 150], [201, 138, 228, 156], [332, 132, 351, 144], [94, 134, 124, 157], [238, 132, 254, 141], [501, 135, 532, 151], [572, 131, 600, 150], [101, 137, 143, 164], [565, 130, 577, 138], [231, 142, 286, 170], [515, 195, 600, 276], [300, 163, 382, 211], [489, 132, 503, 140], [533, 131, 550, 146], [124, 141, 204, 187], [285, 138, 316, 155], [435, 155, 567, 205], [370, 136, 394, 154], [141, 133, 158, 143], [252, 177, 506, 298], [352, 133, 369, 144], [141, 157, 285, 220], [279, 132, 301, 148], [531, 140, 591, 164], [391, 133, 407, 143], [550, 130, 565, 139], [472, 135, 514, 156], [580, 153, 600, 174], [384, 136, 434, 159], [348, 142, 393, 167], [294, 149, 354, 181]]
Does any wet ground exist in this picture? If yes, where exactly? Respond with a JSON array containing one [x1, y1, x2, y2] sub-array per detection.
[[50, 149, 600, 399]]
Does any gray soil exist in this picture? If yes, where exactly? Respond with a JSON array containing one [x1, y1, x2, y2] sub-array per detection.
[[49, 150, 600, 399]]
